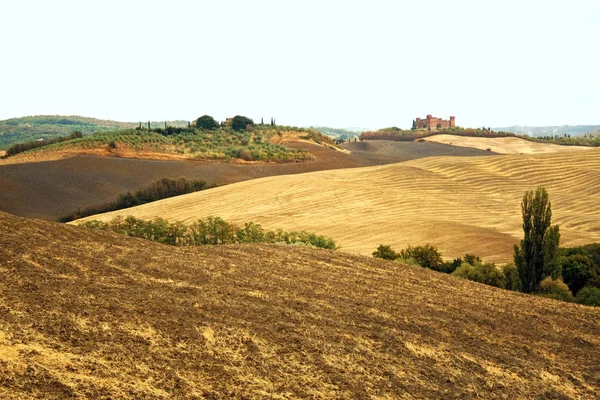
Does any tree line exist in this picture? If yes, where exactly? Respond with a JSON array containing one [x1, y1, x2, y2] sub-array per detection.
[[373, 188, 600, 307], [5, 131, 83, 156], [59, 177, 216, 222], [81, 215, 337, 250]]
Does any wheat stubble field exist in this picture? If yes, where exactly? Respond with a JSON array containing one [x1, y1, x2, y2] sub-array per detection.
[[2, 212, 600, 399], [424, 134, 595, 155], [77, 146, 600, 263]]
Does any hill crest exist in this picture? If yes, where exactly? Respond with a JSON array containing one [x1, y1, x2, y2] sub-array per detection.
[[2, 211, 600, 398], [74, 149, 600, 263]]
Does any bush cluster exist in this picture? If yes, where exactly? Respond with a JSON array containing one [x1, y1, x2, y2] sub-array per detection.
[[60, 177, 216, 222], [372, 242, 600, 307], [6, 131, 83, 156], [82, 216, 337, 250], [372, 245, 523, 290]]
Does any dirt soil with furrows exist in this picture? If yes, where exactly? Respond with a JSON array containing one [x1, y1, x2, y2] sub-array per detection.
[[0, 140, 494, 220], [1, 212, 600, 399]]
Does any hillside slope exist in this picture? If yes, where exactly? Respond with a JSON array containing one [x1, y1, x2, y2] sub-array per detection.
[[423, 134, 594, 154], [0, 116, 139, 149], [77, 149, 600, 263], [493, 124, 600, 137], [0, 141, 495, 220], [2, 212, 600, 399]]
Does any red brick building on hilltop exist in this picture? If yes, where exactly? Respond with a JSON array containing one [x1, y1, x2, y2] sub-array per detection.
[[413, 114, 455, 130]]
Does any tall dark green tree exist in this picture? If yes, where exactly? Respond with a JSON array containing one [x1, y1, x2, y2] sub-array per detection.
[[231, 115, 254, 131], [196, 115, 219, 130], [513, 188, 561, 293]]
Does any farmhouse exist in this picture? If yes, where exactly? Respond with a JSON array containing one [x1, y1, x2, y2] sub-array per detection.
[[414, 115, 455, 130]]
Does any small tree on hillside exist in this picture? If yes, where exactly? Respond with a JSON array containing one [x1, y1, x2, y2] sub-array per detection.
[[514, 187, 561, 293], [196, 115, 219, 130], [372, 245, 399, 260], [231, 115, 254, 131], [400, 244, 443, 270]]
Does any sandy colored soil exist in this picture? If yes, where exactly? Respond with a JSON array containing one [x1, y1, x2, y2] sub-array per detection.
[[77, 149, 600, 263], [0, 141, 494, 220], [424, 134, 595, 155], [2, 212, 599, 399]]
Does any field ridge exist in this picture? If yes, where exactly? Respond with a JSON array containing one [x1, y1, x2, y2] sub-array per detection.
[[75, 149, 600, 263], [1, 211, 600, 398]]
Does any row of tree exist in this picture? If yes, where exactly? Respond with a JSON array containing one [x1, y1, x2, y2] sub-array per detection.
[[5, 131, 83, 156], [59, 178, 216, 222], [81, 216, 337, 250]]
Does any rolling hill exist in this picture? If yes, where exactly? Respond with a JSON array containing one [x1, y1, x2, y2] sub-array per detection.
[[2, 211, 599, 398], [0, 116, 137, 149], [493, 124, 600, 137], [0, 115, 194, 150], [75, 148, 600, 264], [0, 141, 495, 220], [423, 134, 595, 155]]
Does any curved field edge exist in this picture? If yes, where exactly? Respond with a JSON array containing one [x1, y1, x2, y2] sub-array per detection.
[[2, 212, 600, 399], [423, 134, 595, 154], [75, 149, 600, 264], [0, 141, 496, 221]]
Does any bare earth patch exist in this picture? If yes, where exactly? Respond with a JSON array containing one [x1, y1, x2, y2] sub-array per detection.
[[76, 149, 600, 263], [424, 134, 594, 154], [0, 141, 495, 220], [2, 212, 600, 399]]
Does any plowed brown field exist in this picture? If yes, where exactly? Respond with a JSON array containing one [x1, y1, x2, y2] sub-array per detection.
[[77, 149, 600, 263], [0, 140, 494, 220], [2, 212, 599, 399]]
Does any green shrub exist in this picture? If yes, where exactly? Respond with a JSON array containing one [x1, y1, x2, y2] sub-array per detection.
[[453, 262, 507, 289], [189, 216, 237, 245], [438, 258, 461, 273], [576, 287, 600, 306], [82, 216, 337, 250], [537, 277, 574, 302], [561, 254, 593, 295], [372, 245, 399, 260], [399, 244, 443, 270], [502, 263, 523, 291]]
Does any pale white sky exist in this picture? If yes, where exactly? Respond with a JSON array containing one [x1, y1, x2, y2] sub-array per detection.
[[1, 0, 598, 129]]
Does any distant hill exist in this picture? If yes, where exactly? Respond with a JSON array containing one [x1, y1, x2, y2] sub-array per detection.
[[311, 126, 364, 141], [493, 125, 600, 137], [0, 115, 189, 149], [0, 141, 494, 221], [2, 211, 599, 398]]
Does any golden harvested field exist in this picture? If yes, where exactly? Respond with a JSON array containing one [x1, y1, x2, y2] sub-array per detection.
[[0, 141, 494, 220], [77, 149, 600, 263], [2, 212, 600, 399], [424, 134, 594, 154]]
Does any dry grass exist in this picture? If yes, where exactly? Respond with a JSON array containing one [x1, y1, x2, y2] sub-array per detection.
[[0, 140, 494, 221], [76, 149, 600, 263], [424, 134, 594, 155], [2, 212, 600, 399]]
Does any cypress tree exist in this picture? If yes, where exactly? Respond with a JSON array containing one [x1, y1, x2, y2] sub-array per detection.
[[514, 188, 560, 293]]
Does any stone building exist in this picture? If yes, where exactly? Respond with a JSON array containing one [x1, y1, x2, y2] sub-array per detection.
[[413, 115, 455, 130]]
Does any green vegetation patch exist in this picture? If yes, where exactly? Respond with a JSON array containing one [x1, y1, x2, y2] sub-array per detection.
[[0, 115, 137, 149], [372, 188, 600, 307], [59, 177, 216, 222], [82, 216, 338, 250]]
